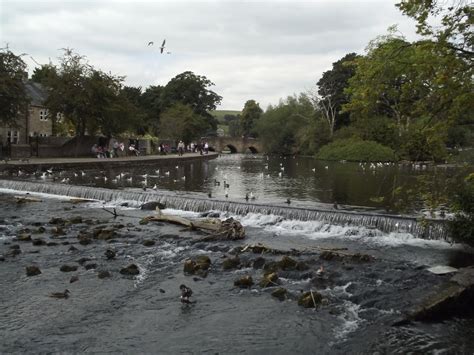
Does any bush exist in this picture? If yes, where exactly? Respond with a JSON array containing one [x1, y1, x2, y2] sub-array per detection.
[[449, 174, 474, 247], [400, 125, 447, 162], [316, 138, 398, 162]]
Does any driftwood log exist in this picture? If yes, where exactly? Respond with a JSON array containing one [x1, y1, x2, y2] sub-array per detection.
[[142, 213, 245, 241]]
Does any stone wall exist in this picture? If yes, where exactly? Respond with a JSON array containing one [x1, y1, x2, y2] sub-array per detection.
[[27, 106, 52, 138]]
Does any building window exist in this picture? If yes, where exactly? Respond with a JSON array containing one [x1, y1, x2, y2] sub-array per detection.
[[39, 109, 49, 121], [7, 130, 19, 144]]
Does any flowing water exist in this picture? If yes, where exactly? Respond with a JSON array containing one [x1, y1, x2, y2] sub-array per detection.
[[1, 154, 473, 353]]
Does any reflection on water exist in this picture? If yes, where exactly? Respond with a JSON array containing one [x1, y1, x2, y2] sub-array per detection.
[[19, 154, 468, 214]]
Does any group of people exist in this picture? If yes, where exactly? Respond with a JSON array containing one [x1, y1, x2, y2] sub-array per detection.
[[157, 141, 210, 156], [91, 139, 140, 158]]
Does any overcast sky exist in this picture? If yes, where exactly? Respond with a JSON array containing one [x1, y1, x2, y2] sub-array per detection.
[[1, 0, 418, 110]]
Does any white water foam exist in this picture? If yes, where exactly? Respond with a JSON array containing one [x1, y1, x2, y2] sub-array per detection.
[[237, 212, 457, 249]]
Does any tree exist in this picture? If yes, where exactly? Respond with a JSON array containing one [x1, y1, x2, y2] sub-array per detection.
[[0, 47, 29, 126], [256, 94, 314, 154], [314, 53, 359, 136], [44, 49, 128, 137], [240, 100, 262, 137], [140, 85, 164, 135], [396, 0, 473, 59], [161, 71, 222, 131], [31, 64, 57, 86], [159, 103, 208, 143], [344, 33, 473, 142]]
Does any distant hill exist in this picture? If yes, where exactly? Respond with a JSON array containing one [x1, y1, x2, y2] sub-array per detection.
[[211, 110, 241, 123]]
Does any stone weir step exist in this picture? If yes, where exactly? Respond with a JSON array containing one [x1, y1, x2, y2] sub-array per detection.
[[0, 152, 218, 173]]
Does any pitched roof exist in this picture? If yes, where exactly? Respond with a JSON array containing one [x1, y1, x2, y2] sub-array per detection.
[[25, 81, 48, 106]]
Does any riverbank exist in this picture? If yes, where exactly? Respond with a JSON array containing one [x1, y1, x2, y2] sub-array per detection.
[[0, 152, 218, 173], [1, 191, 474, 353]]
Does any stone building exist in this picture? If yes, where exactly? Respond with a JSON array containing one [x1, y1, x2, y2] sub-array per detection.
[[0, 81, 52, 145]]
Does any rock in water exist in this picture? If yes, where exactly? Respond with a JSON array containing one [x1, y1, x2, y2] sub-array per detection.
[[70, 276, 79, 283], [60, 265, 78, 272], [234, 275, 254, 288], [298, 291, 322, 308], [120, 264, 140, 276], [271, 288, 288, 301], [140, 201, 166, 210], [26, 266, 41, 276], [98, 270, 111, 279]]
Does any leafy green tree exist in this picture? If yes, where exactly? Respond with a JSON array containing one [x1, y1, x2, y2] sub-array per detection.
[[314, 53, 359, 135], [44, 49, 132, 137], [140, 85, 164, 135], [396, 0, 473, 59], [344, 32, 473, 160], [161, 71, 222, 132], [0, 47, 29, 126], [256, 94, 314, 154], [240, 99, 263, 137], [449, 173, 474, 246], [159, 103, 208, 144], [31, 64, 57, 86]]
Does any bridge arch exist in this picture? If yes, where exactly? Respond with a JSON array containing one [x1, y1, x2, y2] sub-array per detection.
[[204, 137, 264, 154]]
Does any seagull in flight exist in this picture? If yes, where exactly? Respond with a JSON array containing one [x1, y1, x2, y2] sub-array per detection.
[[160, 39, 166, 54], [148, 41, 154, 46]]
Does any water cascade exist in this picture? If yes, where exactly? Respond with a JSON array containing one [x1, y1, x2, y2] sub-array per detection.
[[0, 179, 448, 240]]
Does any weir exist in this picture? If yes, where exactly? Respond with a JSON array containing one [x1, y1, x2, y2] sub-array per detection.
[[0, 179, 449, 241]]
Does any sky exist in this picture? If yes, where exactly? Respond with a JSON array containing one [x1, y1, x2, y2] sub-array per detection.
[[0, 0, 418, 110]]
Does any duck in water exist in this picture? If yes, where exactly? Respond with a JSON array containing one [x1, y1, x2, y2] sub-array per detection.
[[179, 284, 193, 304]]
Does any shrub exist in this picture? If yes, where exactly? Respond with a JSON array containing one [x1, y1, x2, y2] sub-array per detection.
[[449, 173, 474, 247], [316, 138, 398, 162]]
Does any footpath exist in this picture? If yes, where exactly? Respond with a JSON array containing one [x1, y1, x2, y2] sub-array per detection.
[[0, 152, 218, 173]]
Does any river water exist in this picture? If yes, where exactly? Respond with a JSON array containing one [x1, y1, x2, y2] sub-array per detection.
[[1, 154, 473, 353]]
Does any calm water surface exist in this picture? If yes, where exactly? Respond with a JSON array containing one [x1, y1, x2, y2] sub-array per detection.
[[35, 153, 470, 215]]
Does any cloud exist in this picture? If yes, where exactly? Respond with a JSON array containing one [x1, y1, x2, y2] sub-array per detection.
[[0, 0, 418, 110]]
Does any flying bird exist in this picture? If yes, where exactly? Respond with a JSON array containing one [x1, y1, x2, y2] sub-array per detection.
[[148, 41, 154, 46], [160, 39, 166, 54]]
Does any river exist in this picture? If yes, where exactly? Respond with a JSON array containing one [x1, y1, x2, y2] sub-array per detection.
[[0, 153, 473, 353]]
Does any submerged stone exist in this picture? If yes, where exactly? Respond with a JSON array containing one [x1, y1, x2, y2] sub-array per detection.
[[253, 257, 266, 269], [60, 265, 78, 272], [32, 238, 46, 246], [142, 240, 156, 247], [98, 270, 112, 279], [70, 276, 79, 283], [222, 256, 241, 270], [15, 234, 31, 242]]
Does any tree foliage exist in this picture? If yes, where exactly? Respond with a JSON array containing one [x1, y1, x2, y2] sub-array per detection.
[[449, 173, 474, 246], [0, 47, 29, 126], [396, 0, 473, 59], [315, 53, 359, 135], [159, 103, 208, 143], [240, 99, 263, 137], [161, 71, 222, 131], [255, 95, 315, 154], [43, 49, 136, 137]]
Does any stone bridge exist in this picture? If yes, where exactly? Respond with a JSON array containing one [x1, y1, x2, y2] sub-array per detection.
[[205, 137, 263, 154]]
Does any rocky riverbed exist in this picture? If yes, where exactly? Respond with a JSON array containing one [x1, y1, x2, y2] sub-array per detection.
[[1, 192, 474, 354]]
